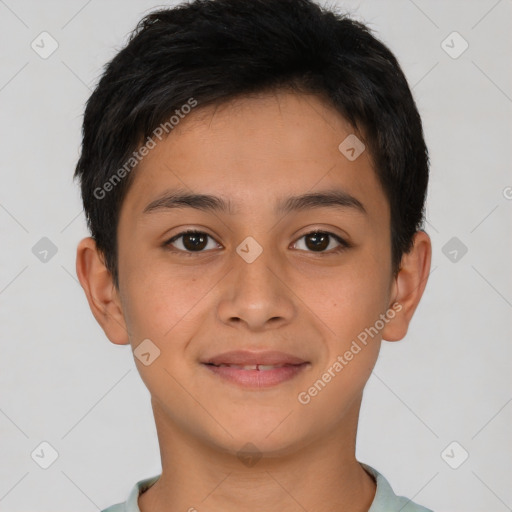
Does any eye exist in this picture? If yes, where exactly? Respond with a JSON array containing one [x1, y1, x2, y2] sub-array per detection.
[[292, 230, 350, 253], [163, 230, 221, 254], [163, 229, 350, 255]]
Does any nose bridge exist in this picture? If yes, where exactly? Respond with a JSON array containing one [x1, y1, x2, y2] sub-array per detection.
[[217, 235, 295, 329], [235, 237, 279, 293]]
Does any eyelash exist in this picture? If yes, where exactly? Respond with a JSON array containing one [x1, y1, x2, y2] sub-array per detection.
[[162, 229, 351, 256]]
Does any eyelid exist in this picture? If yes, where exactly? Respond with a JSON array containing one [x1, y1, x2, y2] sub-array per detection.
[[291, 229, 351, 253], [164, 229, 221, 254], [163, 227, 351, 255]]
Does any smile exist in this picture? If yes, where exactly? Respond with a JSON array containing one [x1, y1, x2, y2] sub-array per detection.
[[202, 361, 309, 388]]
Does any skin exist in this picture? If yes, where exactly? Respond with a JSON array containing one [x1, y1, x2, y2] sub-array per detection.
[[76, 90, 431, 512]]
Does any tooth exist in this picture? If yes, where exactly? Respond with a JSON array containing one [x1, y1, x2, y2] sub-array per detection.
[[257, 365, 277, 371]]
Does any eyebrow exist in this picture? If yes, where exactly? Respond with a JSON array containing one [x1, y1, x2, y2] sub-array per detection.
[[142, 187, 367, 216]]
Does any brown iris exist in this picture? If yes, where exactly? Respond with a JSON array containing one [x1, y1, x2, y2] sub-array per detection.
[[182, 232, 208, 251], [304, 232, 330, 251]]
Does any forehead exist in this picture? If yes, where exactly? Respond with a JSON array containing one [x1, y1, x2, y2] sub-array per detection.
[[119, 90, 388, 224]]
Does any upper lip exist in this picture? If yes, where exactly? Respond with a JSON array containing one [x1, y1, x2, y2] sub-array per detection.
[[203, 350, 308, 366]]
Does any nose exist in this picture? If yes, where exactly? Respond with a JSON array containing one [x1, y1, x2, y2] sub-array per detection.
[[216, 241, 296, 332]]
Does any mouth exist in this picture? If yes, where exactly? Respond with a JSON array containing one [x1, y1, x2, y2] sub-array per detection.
[[201, 350, 310, 389], [206, 363, 301, 370]]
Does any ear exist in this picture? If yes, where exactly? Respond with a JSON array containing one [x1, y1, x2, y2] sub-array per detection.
[[381, 230, 432, 342], [75, 237, 130, 345]]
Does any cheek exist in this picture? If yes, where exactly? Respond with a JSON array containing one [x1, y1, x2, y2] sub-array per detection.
[[121, 267, 204, 402], [121, 256, 209, 343], [313, 259, 390, 339]]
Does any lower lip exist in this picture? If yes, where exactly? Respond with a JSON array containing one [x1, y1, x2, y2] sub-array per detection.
[[202, 363, 309, 388]]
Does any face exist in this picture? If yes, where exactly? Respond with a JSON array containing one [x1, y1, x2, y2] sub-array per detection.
[[95, 91, 402, 456]]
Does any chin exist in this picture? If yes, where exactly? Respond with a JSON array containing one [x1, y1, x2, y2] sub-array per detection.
[[206, 421, 314, 461]]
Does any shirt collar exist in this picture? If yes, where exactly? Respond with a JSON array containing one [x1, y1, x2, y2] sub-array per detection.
[[122, 463, 430, 512]]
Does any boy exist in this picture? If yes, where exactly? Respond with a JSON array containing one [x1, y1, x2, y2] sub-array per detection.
[[74, 0, 433, 510]]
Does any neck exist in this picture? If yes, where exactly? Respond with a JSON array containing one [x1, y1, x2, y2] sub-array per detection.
[[139, 396, 376, 512]]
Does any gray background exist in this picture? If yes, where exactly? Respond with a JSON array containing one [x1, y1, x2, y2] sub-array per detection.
[[0, 0, 511, 510]]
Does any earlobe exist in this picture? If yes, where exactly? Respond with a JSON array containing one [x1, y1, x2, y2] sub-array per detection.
[[381, 230, 432, 342], [75, 237, 130, 345]]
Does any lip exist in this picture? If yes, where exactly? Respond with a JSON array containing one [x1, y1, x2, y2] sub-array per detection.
[[203, 350, 307, 366], [201, 350, 310, 389]]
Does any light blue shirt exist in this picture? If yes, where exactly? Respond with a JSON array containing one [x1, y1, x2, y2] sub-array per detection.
[[101, 463, 433, 512]]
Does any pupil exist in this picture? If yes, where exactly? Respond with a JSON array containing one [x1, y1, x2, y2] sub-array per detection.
[[306, 232, 329, 251], [180, 232, 330, 252], [184, 233, 207, 251]]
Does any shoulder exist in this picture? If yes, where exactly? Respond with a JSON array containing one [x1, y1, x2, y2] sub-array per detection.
[[100, 504, 125, 512], [361, 463, 434, 512], [100, 474, 161, 512]]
